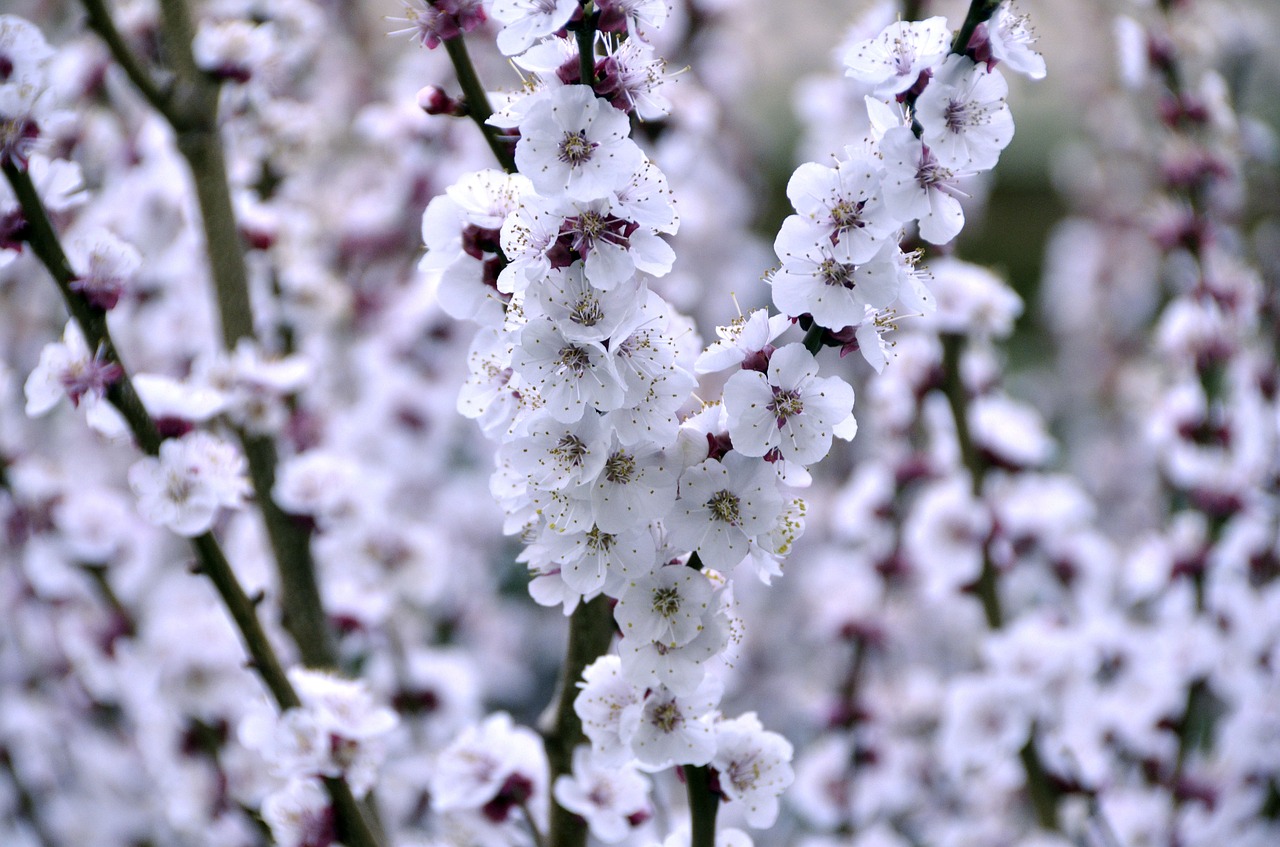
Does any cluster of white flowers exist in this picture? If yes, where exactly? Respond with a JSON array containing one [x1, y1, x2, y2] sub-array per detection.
[[240, 669, 397, 844], [126, 430, 251, 536], [418, 2, 1046, 843], [766, 10, 1044, 372]]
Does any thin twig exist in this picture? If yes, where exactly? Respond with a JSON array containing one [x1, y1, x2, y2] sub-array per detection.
[[442, 35, 517, 172], [3, 162, 382, 847], [79, 0, 171, 116]]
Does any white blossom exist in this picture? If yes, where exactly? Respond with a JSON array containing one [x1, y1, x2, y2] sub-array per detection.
[[878, 125, 968, 245], [665, 453, 783, 572], [711, 713, 795, 829], [490, 0, 579, 56], [842, 17, 951, 97], [575, 655, 644, 767], [552, 747, 650, 843], [722, 343, 856, 466], [915, 55, 1014, 171], [621, 678, 722, 770], [512, 317, 627, 422], [514, 86, 645, 203], [128, 432, 250, 537], [785, 157, 897, 265], [771, 218, 902, 328], [987, 2, 1046, 80]]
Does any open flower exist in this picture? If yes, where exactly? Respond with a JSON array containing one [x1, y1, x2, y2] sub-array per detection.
[[915, 55, 1014, 171], [665, 453, 783, 572], [722, 343, 856, 466], [514, 86, 644, 202]]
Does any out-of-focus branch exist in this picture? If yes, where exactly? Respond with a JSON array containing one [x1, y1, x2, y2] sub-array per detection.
[[3, 160, 161, 455], [938, 333, 1059, 831], [4, 161, 382, 847], [939, 334, 1001, 629], [81, 0, 338, 671], [80, 0, 171, 117], [0, 747, 58, 847]]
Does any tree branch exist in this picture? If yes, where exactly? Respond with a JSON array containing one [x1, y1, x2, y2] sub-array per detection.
[[80, 0, 171, 116], [685, 765, 720, 847], [81, 0, 339, 670], [543, 595, 616, 847], [3, 161, 381, 847], [442, 35, 517, 172]]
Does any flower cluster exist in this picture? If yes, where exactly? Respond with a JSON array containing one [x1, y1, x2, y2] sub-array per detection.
[[27, 3, 1280, 847], [769, 10, 1044, 372], [240, 669, 398, 843], [416, 2, 1047, 843]]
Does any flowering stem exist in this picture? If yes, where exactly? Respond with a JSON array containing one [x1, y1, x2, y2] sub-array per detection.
[[325, 777, 387, 847], [544, 594, 616, 847], [179, 99, 338, 673], [939, 333, 1060, 830], [4, 160, 384, 847], [2, 160, 161, 455], [4, 160, 295, 704], [189, 533, 301, 709], [443, 36, 518, 172], [80, 0, 170, 113], [80, 0, 339, 670], [685, 764, 719, 847]]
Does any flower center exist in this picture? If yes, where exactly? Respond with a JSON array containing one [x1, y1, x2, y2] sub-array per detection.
[[769, 388, 804, 425], [650, 701, 682, 733], [586, 525, 615, 552], [706, 489, 742, 525], [651, 586, 681, 618], [727, 754, 762, 792], [916, 147, 953, 188], [604, 450, 637, 483], [165, 469, 195, 504], [558, 129, 597, 166], [569, 293, 604, 327], [818, 258, 857, 289], [944, 99, 986, 132], [551, 434, 590, 467], [831, 199, 866, 229], [556, 345, 591, 376]]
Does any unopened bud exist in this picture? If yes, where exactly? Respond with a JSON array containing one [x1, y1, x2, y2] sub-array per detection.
[[417, 85, 464, 116]]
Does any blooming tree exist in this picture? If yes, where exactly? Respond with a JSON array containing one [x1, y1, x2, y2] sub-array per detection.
[[1, 2, 1279, 847]]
